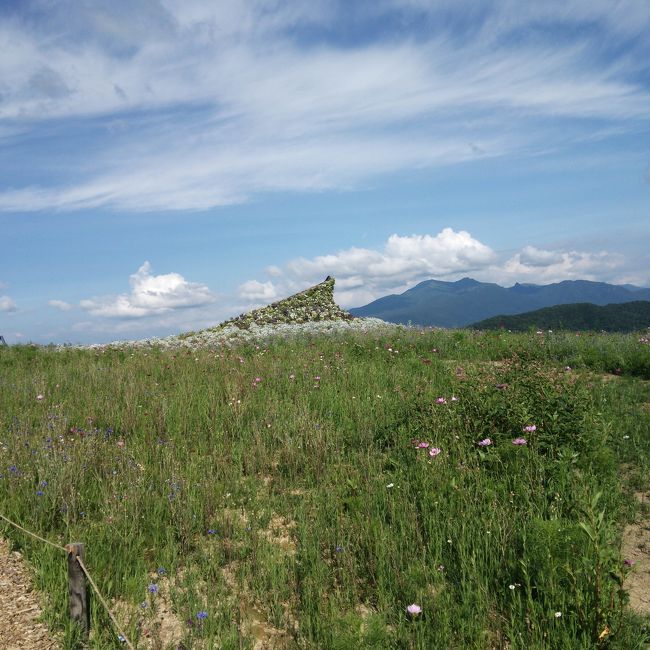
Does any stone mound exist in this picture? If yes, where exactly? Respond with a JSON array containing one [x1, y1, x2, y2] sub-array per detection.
[[221, 277, 354, 330]]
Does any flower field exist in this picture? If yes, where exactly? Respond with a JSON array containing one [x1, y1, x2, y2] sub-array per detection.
[[1, 328, 649, 648]]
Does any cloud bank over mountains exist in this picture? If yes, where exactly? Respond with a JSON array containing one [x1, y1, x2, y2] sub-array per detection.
[[60, 229, 641, 333], [238, 229, 631, 308], [1, 0, 649, 212]]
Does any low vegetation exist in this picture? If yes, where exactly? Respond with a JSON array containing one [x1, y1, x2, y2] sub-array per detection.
[[1, 328, 649, 648], [470, 301, 650, 333]]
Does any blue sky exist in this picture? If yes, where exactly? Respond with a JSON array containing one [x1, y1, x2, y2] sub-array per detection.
[[1, 0, 649, 343]]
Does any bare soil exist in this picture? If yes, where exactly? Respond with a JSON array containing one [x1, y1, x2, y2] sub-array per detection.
[[621, 489, 650, 616], [0, 538, 60, 649]]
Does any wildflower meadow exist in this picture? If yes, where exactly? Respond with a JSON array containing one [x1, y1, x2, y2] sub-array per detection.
[[1, 328, 649, 648]]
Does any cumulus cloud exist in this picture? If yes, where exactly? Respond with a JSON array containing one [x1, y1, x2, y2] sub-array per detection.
[[0, 295, 17, 313], [48, 299, 72, 311], [239, 229, 631, 307], [80, 262, 215, 318], [238, 280, 279, 303], [239, 228, 497, 306], [498, 247, 624, 284]]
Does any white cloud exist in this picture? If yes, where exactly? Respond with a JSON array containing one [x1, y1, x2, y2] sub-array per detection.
[[0, 296, 17, 313], [497, 247, 624, 284], [80, 261, 215, 318], [245, 228, 498, 306], [48, 299, 72, 311], [238, 280, 279, 303], [239, 229, 634, 307], [0, 1, 648, 211]]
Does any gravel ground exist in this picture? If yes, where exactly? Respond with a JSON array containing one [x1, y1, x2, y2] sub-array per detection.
[[0, 538, 60, 649]]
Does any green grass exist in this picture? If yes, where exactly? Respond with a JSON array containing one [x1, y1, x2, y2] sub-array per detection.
[[1, 329, 649, 648]]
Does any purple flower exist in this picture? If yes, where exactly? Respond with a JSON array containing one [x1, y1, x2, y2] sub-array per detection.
[[406, 603, 422, 616], [523, 425, 537, 433], [207, 529, 217, 535], [36, 490, 44, 496], [477, 438, 492, 447], [428, 447, 442, 458], [512, 437, 527, 446], [148, 584, 158, 594]]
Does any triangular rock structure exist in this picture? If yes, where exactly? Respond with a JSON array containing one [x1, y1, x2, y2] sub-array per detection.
[[221, 277, 354, 330]]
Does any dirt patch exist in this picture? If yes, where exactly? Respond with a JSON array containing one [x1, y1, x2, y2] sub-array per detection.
[[0, 537, 60, 649], [241, 602, 295, 650], [621, 490, 650, 616], [260, 514, 297, 555]]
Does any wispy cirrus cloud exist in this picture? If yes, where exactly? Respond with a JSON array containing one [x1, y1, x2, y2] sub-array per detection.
[[80, 261, 215, 318], [0, 1, 649, 212]]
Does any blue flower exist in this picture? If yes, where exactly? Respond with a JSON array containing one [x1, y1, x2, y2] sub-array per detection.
[[36, 490, 44, 496], [157, 567, 166, 575], [148, 584, 158, 594], [196, 610, 208, 620], [207, 529, 217, 535]]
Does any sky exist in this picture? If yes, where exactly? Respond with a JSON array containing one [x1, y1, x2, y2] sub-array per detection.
[[1, 0, 649, 344]]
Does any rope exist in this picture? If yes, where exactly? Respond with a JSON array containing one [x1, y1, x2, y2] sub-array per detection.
[[0, 513, 67, 552], [0, 512, 135, 649], [75, 555, 135, 650]]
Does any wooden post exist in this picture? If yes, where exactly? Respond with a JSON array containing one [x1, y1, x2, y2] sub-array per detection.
[[66, 543, 89, 635]]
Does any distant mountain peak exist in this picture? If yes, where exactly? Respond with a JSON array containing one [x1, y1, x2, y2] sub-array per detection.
[[349, 277, 650, 328]]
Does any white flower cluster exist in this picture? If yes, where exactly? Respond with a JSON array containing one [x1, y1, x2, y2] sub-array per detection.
[[74, 318, 397, 351]]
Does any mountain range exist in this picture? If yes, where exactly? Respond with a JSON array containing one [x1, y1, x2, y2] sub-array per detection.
[[349, 278, 650, 328]]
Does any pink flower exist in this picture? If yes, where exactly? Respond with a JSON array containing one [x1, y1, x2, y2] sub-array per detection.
[[417, 441, 430, 449], [436, 397, 447, 404], [406, 603, 422, 616], [523, 425, 537, 433], [512, 437, 527, 446], [254, 377, 262, 383], [314, 376, 320, 381], [429, 447, 442, 458], [478, 438, 492, 447]]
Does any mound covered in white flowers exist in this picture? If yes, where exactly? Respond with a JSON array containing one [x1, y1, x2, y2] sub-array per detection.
[[84, 277, 394, 350]]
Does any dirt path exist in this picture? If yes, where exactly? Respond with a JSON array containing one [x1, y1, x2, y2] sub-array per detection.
[[622, 489, 650, 617], [0, 538, 60, 649]]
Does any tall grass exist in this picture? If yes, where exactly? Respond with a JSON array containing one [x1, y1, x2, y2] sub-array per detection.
[[1, 329, 649, 648]]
